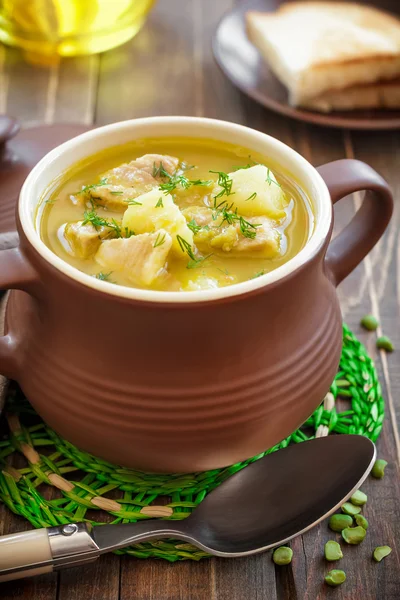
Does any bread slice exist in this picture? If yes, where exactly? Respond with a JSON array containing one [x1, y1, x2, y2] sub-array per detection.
[[303, 79, 400, 112], [246, 2, 400, 108]]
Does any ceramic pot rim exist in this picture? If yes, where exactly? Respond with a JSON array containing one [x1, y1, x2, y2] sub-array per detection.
[[19, 117, 332, 304]]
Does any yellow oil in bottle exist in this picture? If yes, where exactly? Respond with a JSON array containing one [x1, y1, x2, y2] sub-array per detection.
[[0, 0, 155, 57]]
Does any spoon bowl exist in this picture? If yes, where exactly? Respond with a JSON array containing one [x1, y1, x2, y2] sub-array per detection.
[[93, 434, 376, 556]]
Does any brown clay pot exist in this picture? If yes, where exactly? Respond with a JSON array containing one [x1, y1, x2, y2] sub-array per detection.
[[0, 118, 393, 472]]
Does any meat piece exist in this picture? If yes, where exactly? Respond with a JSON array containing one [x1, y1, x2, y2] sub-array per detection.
[[64, 221, 114, 259], [95, 230, 172, 286], [183, 207, 281, 258], [103, 165, 157, 189], [79, 184, 150, 212], [129, 154, 179, 177], [104, 154, 179, 187]]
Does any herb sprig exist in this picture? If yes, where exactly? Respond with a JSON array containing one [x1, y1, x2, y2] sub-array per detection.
[[176, 235, 196, 261], [82, 209, 134, 239], [77, 177, 108, 195], [187, 254, 212, 269], [95, 271, 113, 281], [211, 199, 261, 240], [153, 232, 166, 248], [154, 162, 212, 195], [266, 168, 281, 188], [210, 170, 234, 200]]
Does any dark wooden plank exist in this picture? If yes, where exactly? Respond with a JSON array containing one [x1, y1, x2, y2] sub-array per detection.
[[57, 556, 120, 600], [120, 556, 212, 600], [278, 122, 400, 600], [96, 0, 200, 123], [346, 129, 400, 435], [2, 46, 52, 125], [213, 555, 277, 600], [54, 55, 100, 125]]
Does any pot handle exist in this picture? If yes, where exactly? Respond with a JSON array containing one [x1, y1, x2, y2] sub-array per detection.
[[0, 245, 38, 379], [317, 159, 393, 286]]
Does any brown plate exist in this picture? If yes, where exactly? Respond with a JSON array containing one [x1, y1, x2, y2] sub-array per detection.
[[212, 0, 400, 130], [0, 116, 90, 234]]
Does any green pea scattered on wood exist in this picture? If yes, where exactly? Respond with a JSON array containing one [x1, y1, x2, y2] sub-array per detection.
[[342, 525, 367, 545], [341, 501, 361, 516], [371, 458, 388, 479], [373, 546, 392, 562], [354, 514, 369, 529], [329, 513, 353, 532], [324, 541, 343, 561], [325, 570, 346, 587], [360, 314, 379, 331], [350, 490, 367, 506], [272, 546, 293, 565], [376, 336, 394, 352]]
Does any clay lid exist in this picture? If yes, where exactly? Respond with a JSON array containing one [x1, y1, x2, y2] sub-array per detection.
[[0, 115, 90, 235]]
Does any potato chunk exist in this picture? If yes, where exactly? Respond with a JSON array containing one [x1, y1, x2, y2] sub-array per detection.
[[122, 189, 194, 258], [64, 221, 114, 259], [95, 230, 172, 286], [213, 165, 287, 219]]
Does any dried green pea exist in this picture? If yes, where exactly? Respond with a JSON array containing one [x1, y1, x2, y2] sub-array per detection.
[[373, 546, 392, 562], [324, 541, 343, 562], [360, 314, 379, 331], [350, 490, 367, 506], [342, 525, 367, 545], [272, 546, 293, 565], [325, 570, 346, 587], [329, 513, 353, 532], [371, 458, 388, 479], [354, 514, 369, 530], [376, 336, 394, 352], [341, 502, 361, 516]]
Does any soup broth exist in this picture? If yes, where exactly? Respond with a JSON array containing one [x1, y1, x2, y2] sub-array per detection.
[[39, 138, 314, 292]]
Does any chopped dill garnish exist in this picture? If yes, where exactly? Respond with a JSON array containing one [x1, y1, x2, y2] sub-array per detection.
[[77, 177, 108, 195], [179, 161, 195, 171], [82, 210, 109, 229], [45, 199, 56, 204], [110, 190, 124, 195], [245, 192, 257, 201], [176, 235, 196, 261], [126, 199, 142, 206], [239, 216, 259, 239], [95, 271, 112, 281], [153, 232, 166, 248], [186, 254, 212, 269], [251, 270, 266, 279], [189, 179, 212, 187], [232, 157, 260, 171], [152, 162, 171, 179], [124, 227, 136, 238], [110, 219, 122, 238], [211, 199, 261, 239], [187, 219, 202, 234], [266, 168, 281, 187], [217, 267, 230, 276], [155, 197, 164, 208], [210, 170, 234, 199], [159, 173, 212, 195], [82, 209, 122, 237]]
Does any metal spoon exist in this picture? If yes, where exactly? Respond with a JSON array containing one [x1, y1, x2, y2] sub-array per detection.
[[0, 435, 375, 582]]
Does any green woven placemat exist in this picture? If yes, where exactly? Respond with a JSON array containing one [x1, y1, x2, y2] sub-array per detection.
[[0, 324, 384, 562]]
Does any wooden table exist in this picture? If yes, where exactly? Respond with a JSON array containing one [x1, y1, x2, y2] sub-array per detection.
[[0, 1, 399, 598]]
